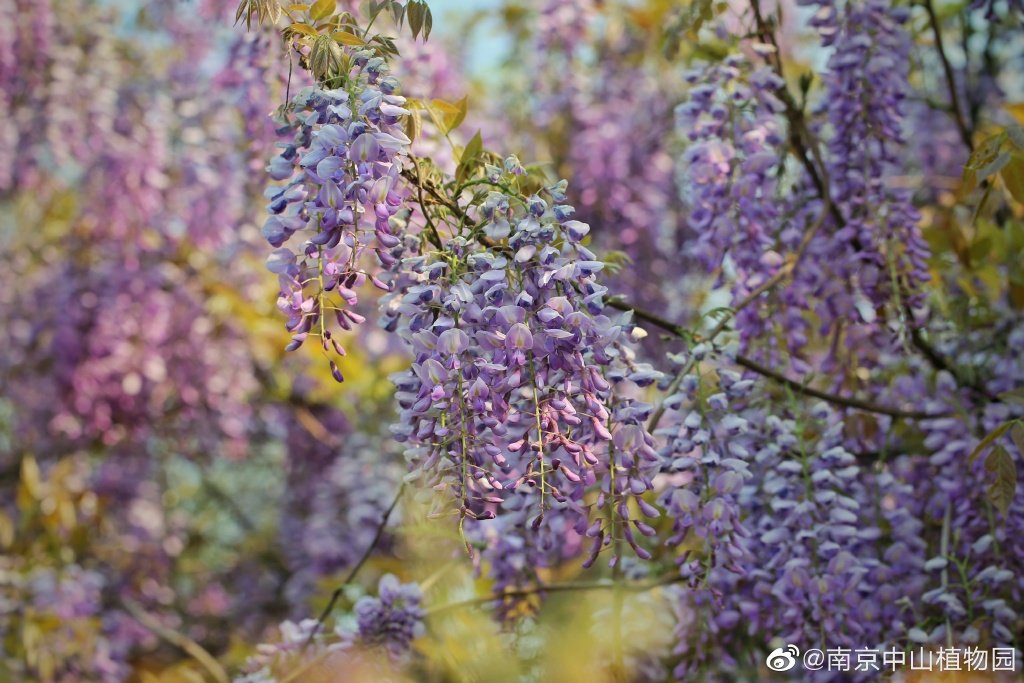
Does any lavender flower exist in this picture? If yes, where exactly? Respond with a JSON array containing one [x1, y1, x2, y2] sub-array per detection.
[[346, 574, 426, 657]]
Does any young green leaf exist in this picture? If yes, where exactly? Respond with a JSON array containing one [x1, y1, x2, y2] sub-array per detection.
[[310, 34, 343, 80], [985, 445, 1017, 517], [1001, 154, 1024, 205], [389, 0, 406, 29], [422, 4, 433, 40], [1011, 422, 1024, 459], [331, 30, 366, 46], [456, 130, 484, 184], [408, 0, 424, 39], [968, 420, 1013, 465], [310, 0, 335, 22], [999, 388, 1024, 405]]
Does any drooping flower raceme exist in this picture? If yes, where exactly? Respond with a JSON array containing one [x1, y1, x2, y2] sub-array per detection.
[[675, 52, 821, 361], [806, 0, 930, 318], [263, 49, 411, 380], [676, 54, 787, 279], [655, 345, 756, 587], [384, 167, 662, 566]]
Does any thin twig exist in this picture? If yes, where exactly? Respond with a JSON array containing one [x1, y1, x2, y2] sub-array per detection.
[[647, 368, 687, 432], [940, 502, 953, 648], [427, 575, 685, 616], [122, 598, 229, 683], [306, 482, 406, 643], [705, 196, 831, 340], [751, 0, 992, 398], [750, 0, 843, 229], [905, 312, 999, 402], [733, 355, 951, 420], [923, 0, 973, 152], [608, 298, 951, 421], [202, 479, 257, 533]]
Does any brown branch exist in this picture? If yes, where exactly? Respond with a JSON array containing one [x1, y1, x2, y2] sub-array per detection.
[[923, 0, 974, 152], [426, 574, 685, 616], [750, 0, 844, 230], [705, 196, 831, 340], [608, 298, 952, 421], [907, 321, 999, 402], [733, 355, 950, 420], [122, 598, 229, 683], [306, 482, 406, 643], [750, 0, 993, 400]]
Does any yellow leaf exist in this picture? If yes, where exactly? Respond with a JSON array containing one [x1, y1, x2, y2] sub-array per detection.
[[331, 30, 366, 46], [310, 0, 335, 21], [406, 107, 422, 142], [430, 96, 468, 134], [58, 496, 76, 531], [1011, 282, 1024, 309], [1006, 103, 1024, 126], [0, 512, 13, 547], [430, 99, 461, 115], [20, 456, 41, 500], [287, 23, 318, 37], [1001, 154, 1024, 204], [162, 663, 209, 683]]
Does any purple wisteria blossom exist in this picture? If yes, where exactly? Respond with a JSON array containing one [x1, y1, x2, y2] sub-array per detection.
[[263, 52, 411, 372]]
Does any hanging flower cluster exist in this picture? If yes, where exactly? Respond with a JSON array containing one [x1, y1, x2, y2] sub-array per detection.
[[382, 164, 662, 565], [809, 0, 931, 315], [263, 48, 411, 379]]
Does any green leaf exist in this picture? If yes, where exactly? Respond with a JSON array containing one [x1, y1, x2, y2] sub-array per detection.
[[310, 0, 335, 21], [600, 250, 634, 275], [285, 23, 319, 38], [661, 0, 717, 56], [963, 133, 1007, 193], [1011, 423, 1024, 457], [968, 235, 992, 263], [235, 0, 249, 28], [368, 0, 386, 21], [370, 34, 400, 56], [405, 107, 422, 143], [461, 130, 483, 165], [235, 0, 278, 28], [422, 4, 433, 40], [456, 130, 484, 184], [387, 0, 403, 27], [310, 34, 343, 80], [1001, 153, 1024, 205], [977, 151, 1010, 182], [985, 445, 1017, 517], [331, 30, 366, 46], [999, 388, 1024, 405], [965, 133, 1008, 171], [429, 97, 467, 134], [449, 96, 468, 132], [969, 420, 1014, 465], [408, 0, 424, 39]]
